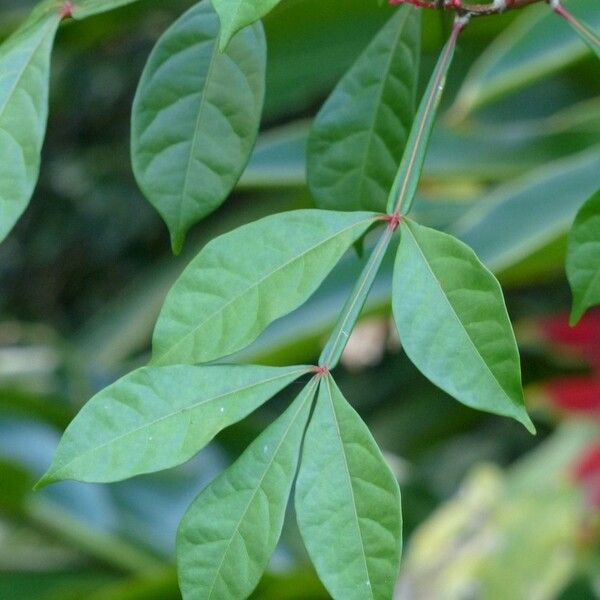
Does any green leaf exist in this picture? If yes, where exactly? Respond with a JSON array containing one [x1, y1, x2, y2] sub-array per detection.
[[392, 220, 534, 432], [307, 6, 420, 213], [453, 147, 600, 275], [567, 189, 600, 325], [71, 0, 145, 19], [37, 364, 308, 486], [0, 14, 59, 243], [214, 0, 283, 52], [295, 376, 402, 600], [177, 379, 317, 600], [386, 19, 463, 216], [131, 0, 266, 253], [152, 209, 378, 366], [450, 0, 600, 119]]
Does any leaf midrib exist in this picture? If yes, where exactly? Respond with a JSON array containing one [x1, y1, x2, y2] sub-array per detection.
[[404, 223, 518, 405], [177, 29, 220, 237], [154, 214, 376, 364], [50, 367, 308, 479], [324, 376, 374, 599], [205, 380, 315, 599], [354, 8, 412, 209], [0, 18, 57, 123]]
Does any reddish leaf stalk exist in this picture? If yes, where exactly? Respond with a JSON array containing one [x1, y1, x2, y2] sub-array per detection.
[[59, 1, 74, 20], [389, 0, 542, 17], [550, 0, 600, 49]]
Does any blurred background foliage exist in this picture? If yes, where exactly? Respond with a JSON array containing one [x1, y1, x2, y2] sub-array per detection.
[[0, 0, 599, 598]]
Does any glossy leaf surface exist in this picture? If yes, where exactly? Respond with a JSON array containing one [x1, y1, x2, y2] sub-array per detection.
[[307, 6, 420, 213], [392, 220, 534, 431], [177, 380, 317, 600], [214, 0, 283, 51], [131, 0, 266, 253], [0, 14, 58, 242], [39, 364, 308, 485], [152, 209, 378, 366], [296, 376, 402, 600], [567, 189, 600, 325]]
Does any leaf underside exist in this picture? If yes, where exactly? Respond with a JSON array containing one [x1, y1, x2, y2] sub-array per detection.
[[392, 220, 534, 432]]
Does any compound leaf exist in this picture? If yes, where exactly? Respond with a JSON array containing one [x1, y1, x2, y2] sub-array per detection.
[[177, 379, 317, 600], [567, 189, 600, 325], [296, 376, 402, 600], [38, 364, 308, 486], [392, 220, 534, 432], [0, 14, 59, 243], [131, 0, 266, 253], [152, 209, 378, 366], [307, 6, 420, 213]]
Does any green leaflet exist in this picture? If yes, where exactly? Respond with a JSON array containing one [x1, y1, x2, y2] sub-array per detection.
[[152, 209, 379, 367], [295, 376, 402, 600], [450, 0, 600, 119], [131, 0, 266, 254], [392, 220, 534, 432], [37, 364, 309, 486], [71, 0, 145, 19], [307, 6, 420, 213], [213, 0, 283, 52], [0, 14, 59, 243], [567, 189, 600, 325], [177, 379, 317, 600], [386, 19, 462, 216]]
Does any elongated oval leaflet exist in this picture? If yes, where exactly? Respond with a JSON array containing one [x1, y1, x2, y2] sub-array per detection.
[[296, 376, 402, 600], [37, 364, 309, 486], [131, 0, 266, 254], [307, 6, 420, 213], [152, 209, 380, 367], [214, 0, 283, 52], [177, 379, 317, 600], [386, 18, 463, 216], [392, 220, 534, 432], [0, 14, 59, 243], [567, 189, 600, 325]]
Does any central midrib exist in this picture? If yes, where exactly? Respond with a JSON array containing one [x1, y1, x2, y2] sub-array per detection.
[[155, 214, 377, 364], [52, 367, 308, 477]]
